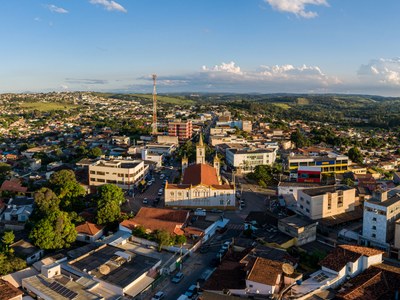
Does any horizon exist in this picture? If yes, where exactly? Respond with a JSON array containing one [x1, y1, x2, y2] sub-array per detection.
[[1, 0, 400, 96]]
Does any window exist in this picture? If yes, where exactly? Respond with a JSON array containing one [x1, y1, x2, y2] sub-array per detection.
[[170, 192, 174, 196], [214, 192, 217, 197], [220, 200, 224, 205], [372, 225, 376, 230], [327, 193, 332, 210], [300, 197, 304, 202], [306, 208, 310, 213], [372, 217, 377, 221], [372, 233, 376, 238], [300, 205, 304, 209], [306, 200, 310, 205]]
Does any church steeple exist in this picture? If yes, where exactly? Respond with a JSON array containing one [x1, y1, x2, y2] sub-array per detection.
[[196, 134, 205, 164]]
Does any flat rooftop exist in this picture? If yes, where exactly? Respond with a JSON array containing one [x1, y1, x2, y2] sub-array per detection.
[[279, 214, 315, 228], [366, 195, 400, 208], [302, 185, 353, 197], [69, 245, 160, 288]]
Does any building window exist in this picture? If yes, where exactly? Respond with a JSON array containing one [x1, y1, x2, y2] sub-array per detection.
[[306, 208, 310, 213], [372, 217, 377, 221], [300, 197, 304, 202], [372, 233, 376, 238], [338, 196, 343, 208], [372, 225, 376, 230], [214, 192, 217, 197], [170, 192, 174, 196], [306, 200, 310, 205], [300, 205, 304, 209], [327, 194, 332, 210], [220, 200, 224, 205]]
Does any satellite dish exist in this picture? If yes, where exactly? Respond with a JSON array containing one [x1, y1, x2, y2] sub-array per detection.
[[282, 263, 294, 275], [99, 265, 110, 275]]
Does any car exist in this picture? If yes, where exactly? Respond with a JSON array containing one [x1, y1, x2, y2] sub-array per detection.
[[143, 198, 148, 204], [221, 241, 231, 251], [184, 285, 198, 299], [147, 181, 153, 186], [158, 188, 163, 193], [160, 174, 165, 179], [151, 291, 165, 300], [171, 272, 184, 283]]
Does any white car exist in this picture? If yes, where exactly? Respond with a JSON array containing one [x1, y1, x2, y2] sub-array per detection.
[[151, 291, 165, 300]]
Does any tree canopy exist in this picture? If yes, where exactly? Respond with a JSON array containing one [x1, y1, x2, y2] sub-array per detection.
[[348, 147, 364, 165], [96, 184, 125, 225], [29, 210, 77, 250], [34, 187, 61, 215]]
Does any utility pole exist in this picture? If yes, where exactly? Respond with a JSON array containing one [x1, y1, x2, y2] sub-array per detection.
[[152, 74, 157, 135]]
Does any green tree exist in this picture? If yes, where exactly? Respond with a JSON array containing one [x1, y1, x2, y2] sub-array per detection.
[[1, 231, 15, 253], [87, 147, 103, 158], [34, 188, 60, 215], [132, 225, 148, 238], [290, 128, 309, 149], [0, 253, 27, 275], [348, 147, 363, 165], [29, 210, 77, 250], [97, 184, 125, 205], [154, 229, 171, 251], [342, 177, 355, 187], [49, 169, 76, 190], [0, 162, 11, 182], [96, 200, 121, 225], [173, 235, 186, 246]]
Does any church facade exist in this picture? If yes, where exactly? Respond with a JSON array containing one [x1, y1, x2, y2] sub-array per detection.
[[164, 135, 236, 210]]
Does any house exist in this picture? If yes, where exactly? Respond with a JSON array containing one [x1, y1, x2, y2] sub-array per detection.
[[335, 263, 400, 300], [0, 179, 28, 195], [297, 185, 356, 220], [11, 239, 44, 265], [75, 221, 105, 243], [1, 196, 34, 231], [291, 245, 383, 299], [120, 207, 189, 236], [0, 279, 23, 300]]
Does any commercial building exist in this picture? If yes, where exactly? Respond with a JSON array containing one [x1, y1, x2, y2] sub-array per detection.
[[277, 214, 317, 246], [361, 191, 400, 250], [168, 119, 193, 140], [88, 158, 148, 190], [297, 185, 356, 220], [287, 151, 350, 178], [297, 166, 322, 183], [225, 147, 277, 174]]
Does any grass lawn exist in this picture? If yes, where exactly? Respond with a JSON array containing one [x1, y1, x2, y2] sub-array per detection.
[[272, 103, 291, 110], [19, 102, 78, 111]]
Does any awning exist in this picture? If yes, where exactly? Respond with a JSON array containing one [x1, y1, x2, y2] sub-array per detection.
[[124, 275, 155, 297]]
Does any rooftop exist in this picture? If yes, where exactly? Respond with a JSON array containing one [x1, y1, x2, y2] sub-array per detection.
[[69, 245, 160, 288], [75, 222, 104, 236], [182, 163, 220, 186], [301, 185, 353, 197], [279, 214, 316, 229], [0, 279, 23, 300], [247, 257, 283, 286]]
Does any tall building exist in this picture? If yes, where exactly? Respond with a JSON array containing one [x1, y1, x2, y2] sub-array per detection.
[[225, 147, 277, 174], [361, 191, 400, 250], [168, 119, 193, 140], [164, 136, 235, 209]]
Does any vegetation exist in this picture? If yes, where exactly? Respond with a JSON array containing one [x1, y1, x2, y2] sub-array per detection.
[[19, 102, 78, 112], [96, 184, 125, 225], [30, 210, 77, 250], [247, 164, 283, 187], [348, 147, 364, 165]]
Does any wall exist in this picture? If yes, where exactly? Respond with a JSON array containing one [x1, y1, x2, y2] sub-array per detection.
[[246, 280, 275, 295]]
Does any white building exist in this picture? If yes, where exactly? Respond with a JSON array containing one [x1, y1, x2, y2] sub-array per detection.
[[361, 191, 400, 250], [88, 159, 148, 190], [165, 135, 235, 209], [225, 147, 277, 174]]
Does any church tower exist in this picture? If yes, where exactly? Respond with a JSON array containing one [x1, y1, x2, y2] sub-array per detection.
[[196, 134, 205, 164], [213, 153, 221, 183]]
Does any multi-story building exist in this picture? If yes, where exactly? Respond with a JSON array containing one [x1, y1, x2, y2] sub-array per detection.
[[287, 151, 350, 177], [88, 159, 148, 190], [225, 147, 277, 174], [297, 185, 356, 220], [361, 191, 400, 250], [168, 119, 193, 140]]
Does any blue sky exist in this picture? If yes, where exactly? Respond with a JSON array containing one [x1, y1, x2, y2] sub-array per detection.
[[1, 0, 400, 96]]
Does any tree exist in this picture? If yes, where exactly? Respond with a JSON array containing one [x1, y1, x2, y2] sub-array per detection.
[[0, 162, 11, 182], [1, 231, 15, 252], [0, 253, 27, 275], [290, 128, 309, 149], [348, 147, 363, 165], [29, 210, 77, 250], [154, 229, 171, 251], [342, 177, 355, 187], [97, 184, 125, 205], [96, 200, 121, 225], [87, 147, 103, 158], [132, 225, 148, 238], [49, 169, 76, 190], [173, 235, 186, 246], [34, 188, 60, 215]]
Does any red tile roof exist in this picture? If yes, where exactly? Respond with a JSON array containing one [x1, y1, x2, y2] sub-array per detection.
[[319, 245, 383, 272], [136, 207, 189, 223], [76, 221, 104, 236], [121, 218, 184, 235], [182, 163, 220, 186], [0, 279, 23, 300], [0, 179, 27, 193], [247, 257, 283, 286]]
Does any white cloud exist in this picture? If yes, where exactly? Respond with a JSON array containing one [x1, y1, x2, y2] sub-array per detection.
[[358, 58, 400, 86], [202, 61, 243, 75], [264, 0, 328, 18], [89, 0, 127, 13], [46, 4, 68, 14]]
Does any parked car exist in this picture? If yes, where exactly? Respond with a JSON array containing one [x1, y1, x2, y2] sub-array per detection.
[[184, 285, 198, 299], [151, 291, 165, 300], [171, 272, 184, 283], [221, 241, 232, 251], [143, 198, 148, 204], [160, 174, 165, 179]]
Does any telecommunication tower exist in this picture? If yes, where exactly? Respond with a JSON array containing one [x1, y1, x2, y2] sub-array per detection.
[[152, 74, 157, 135]]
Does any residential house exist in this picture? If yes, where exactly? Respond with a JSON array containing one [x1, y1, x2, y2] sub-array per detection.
[[0, 279, 23, 300], [11, 239, 44, 265], [76, 221, 105, 243]]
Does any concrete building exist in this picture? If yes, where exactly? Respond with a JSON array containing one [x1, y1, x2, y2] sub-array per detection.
[[225, 147, 277, 174], [165, 135, 235, 209], [111, 135, 130, 146], [88, 158, 148, 190], [361, 191, 400, 250], [297, 185, 356, 220], [287, 151, 350, 177], [278, 214, 317, 246], [168, 119, 193, 140]]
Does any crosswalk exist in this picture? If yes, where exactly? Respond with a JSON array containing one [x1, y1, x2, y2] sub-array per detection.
[[227, 223, 243, 231]]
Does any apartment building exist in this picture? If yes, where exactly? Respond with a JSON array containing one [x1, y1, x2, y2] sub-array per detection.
[[297, 185, 356, 220], [225, 147, 277, 174], [361, 191, 400, 250], [88, 159, 148, 190], [168, 119, 193, 140]]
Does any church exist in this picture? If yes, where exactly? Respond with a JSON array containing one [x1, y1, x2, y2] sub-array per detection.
[[164, 135, 236, 210]]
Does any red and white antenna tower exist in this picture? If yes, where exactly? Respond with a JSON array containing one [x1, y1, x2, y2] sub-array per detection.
[[152, 74, 157, 135]]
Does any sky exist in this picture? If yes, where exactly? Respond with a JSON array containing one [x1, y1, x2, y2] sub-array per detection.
[[1, 0, 400, 96]]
